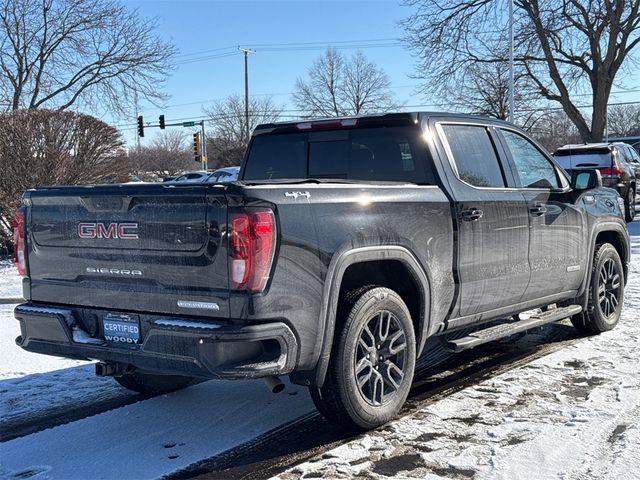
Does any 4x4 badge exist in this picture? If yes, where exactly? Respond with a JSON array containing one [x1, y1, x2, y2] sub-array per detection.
[[284, 191, 311, 199]]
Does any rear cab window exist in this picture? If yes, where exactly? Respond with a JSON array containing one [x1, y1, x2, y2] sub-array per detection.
[[439, 124, 506, 188], [242, 126, 435, 184]]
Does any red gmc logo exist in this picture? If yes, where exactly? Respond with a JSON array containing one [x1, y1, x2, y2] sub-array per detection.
[[78, 222, 139, 239]]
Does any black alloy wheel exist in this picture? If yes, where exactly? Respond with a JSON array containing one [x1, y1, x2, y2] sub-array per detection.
[[597, 257, 622, 319], [309, 286, 416, 429], [354, 310, 407, 406], [571, 243, 624, 334]]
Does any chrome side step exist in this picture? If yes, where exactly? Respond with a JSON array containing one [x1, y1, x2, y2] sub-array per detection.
[[447, 305, 582, 352]]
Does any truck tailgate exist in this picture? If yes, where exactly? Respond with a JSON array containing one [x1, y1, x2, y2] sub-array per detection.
[[24, 184, 230, 317]]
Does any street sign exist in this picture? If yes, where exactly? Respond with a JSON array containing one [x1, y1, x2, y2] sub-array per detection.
[[182, 121, 195, 127]]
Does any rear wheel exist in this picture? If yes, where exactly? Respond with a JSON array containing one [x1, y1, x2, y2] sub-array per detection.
[[625, 186, 636, 222], [114, 371, 195, 395], [310, 286, 416, 429], [571, 243, 624, 334]]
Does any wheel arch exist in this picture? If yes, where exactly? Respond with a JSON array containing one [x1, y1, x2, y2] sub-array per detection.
[[575, 222, 631, 310], [313, 246, 432, 387], [594, 229, 629, 283]]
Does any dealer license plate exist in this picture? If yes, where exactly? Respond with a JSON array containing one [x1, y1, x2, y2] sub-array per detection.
[[103, 313, 140, 345]]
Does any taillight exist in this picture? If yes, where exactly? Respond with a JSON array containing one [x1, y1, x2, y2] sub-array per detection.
[[599, 167, 623, 176], [229, 209, 276, 292], [13, 208, 28, 277]]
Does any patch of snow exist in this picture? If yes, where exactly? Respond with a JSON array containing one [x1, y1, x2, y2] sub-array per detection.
[[0, 304, 88, 380], [72, 325, 104, 344], [0, 303, 315, 480], [0, 376, 315, 480], [0, 259, 23, 299]]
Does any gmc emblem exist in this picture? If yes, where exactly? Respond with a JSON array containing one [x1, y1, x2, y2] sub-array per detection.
[[78, 222, 139, 239]]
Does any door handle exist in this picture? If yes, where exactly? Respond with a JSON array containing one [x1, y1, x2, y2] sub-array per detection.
[[529, 205, 547, 216], [461, 208, 484, 221]]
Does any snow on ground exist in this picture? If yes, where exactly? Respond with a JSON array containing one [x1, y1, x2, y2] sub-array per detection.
[[0, 304, 89, 381], [275, 223, 640, 480], [0, 302, 122, 426], [0, 260, 23, 299], [0, 373, 315, 479], [0, 299, 316, 479]]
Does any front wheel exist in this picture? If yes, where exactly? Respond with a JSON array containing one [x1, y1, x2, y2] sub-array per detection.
[[571, 243, 624, 334], [114, 371, 195, 395], [310, 286, 416, 429]]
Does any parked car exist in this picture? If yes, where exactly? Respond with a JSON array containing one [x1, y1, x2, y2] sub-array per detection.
[[554, 142, 639, 221], [13, 112, 630, 429], [164, 167, 240, 185], [608, 135, 640, 154], [206, 166, 240, 183], [165, 170, 210, 183]]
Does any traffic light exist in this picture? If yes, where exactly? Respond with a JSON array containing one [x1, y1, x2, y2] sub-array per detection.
[[137, 116, 144, 137], [193, 132, 202, 162], [159, 115, 165, 129]]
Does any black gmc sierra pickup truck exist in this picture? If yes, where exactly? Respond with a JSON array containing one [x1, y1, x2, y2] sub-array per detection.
[[13, 112, 630, 429]]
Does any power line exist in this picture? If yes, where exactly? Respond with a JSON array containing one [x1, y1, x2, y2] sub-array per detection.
[[173, 38, 400, 59], [173, 40, 403, 65], [120, 97, 640, 127], [117, 100, 640, 131], [137, 84, 424, 113], [136, 87, 640, 115]]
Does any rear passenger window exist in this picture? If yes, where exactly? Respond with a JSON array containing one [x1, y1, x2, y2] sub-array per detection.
[[501, 129, 560, 189], [441, 124, 505, 188]]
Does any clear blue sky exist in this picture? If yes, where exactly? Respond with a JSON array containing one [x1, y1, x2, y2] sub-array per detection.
[[121, 0, 639, 146], [122, 0, 420, 145]]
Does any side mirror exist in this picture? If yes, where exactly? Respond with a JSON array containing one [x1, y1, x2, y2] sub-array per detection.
[[571, 169, 602, 190]]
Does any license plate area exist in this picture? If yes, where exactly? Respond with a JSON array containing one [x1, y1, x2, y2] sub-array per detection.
[[103, 313, 140, 345]]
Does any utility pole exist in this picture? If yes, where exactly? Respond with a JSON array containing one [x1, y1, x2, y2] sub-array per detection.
[[134, 91, 141, 150], [239, 47, 256, 144], [508, 0, 514, 123]]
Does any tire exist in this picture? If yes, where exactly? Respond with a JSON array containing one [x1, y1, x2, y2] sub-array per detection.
[[625, 186, 636, 222], [114, 371, 195, 395], [571, 243, 624, 334], [310, 286, 416, 429]]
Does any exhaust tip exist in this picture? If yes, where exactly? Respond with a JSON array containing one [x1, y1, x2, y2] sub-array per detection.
[[263, 375, 285, 394], [95, 362, 109, 377]]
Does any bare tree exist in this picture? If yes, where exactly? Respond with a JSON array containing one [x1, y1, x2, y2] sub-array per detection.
[[151, 129, 189, 152], [128, 130, 193, 180], [203, 94, 282, 168], [528, 110, 582, 151], [0, 0, 176, 116], [444, 59, 542, 128], [401, 0, 640, 142], [0, 109, 127, 248], [293, 48, 397, 117], [607, 104, 640, 136]]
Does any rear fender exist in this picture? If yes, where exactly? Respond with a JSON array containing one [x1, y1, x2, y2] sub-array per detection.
[[313, 245, 432, 387]]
